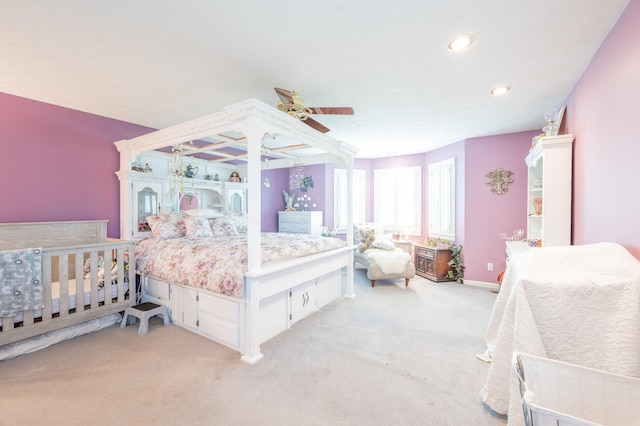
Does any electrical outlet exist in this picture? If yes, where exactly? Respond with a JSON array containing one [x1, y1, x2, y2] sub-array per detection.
[[487, 263, 493, 271]]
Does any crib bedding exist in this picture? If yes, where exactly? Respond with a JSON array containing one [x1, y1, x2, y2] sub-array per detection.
[[135, 233, 346, 298], [10, 278, 130, 324]]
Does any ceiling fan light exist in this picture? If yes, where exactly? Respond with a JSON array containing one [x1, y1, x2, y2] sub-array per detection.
[[447, 34, 474, 52], [491, 85, 511, 96]]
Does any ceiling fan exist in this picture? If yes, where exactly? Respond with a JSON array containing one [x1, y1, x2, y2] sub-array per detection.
[[274, 87, 354, 133]]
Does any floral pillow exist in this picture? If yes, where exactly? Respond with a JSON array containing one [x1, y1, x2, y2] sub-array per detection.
[[208, 216, 238, 236], [146, 213, 186, 239], [371, 235, 395, 250], [225, 212, 248, 234], [184, 215, 214, 238]]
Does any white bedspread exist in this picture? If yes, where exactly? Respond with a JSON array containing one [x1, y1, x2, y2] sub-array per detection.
[[480, 242, 640, 425]]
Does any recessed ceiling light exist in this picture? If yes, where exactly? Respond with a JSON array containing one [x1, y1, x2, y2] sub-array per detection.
[[491, 85, 511, 96], [447, 34, 475, 52]]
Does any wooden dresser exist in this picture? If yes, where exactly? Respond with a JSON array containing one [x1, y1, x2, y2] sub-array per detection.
[[414, 245, 452, 282], [278, 211, 323, 236]]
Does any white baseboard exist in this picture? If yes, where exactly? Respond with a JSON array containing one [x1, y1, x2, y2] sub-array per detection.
[[462, 280, 500, 291]]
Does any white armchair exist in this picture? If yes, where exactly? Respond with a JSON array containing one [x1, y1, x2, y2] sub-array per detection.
[[354, 223, 416, 287]]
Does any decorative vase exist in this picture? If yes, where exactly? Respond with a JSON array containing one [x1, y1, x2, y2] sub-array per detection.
[[185, 165, 198, 178], [533, 197, 543, 215]]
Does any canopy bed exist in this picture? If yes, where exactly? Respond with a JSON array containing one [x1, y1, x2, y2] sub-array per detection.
[[115, 98, 358, 364]]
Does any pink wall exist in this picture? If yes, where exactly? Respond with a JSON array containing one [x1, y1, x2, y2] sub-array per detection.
[[463, 131, 538, 282], [0, 93, 153, 237], [564, 0, 640, 258]]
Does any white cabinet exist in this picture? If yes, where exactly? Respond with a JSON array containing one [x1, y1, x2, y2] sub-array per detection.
[[170, 285, 241, 349], [116, 171, 166, 240], [525, 134, 574, 247], [225, 182, 247, 213], [278, 211, 323, 236]]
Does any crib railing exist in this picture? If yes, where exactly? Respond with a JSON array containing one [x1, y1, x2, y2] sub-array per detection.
[[0, 241, 136, 346]]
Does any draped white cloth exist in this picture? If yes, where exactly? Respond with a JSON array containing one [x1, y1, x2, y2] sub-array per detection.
[[480, 243, 640, 425]]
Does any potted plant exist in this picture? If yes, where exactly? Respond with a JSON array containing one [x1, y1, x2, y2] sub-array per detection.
[[446, 242, 465, 284]]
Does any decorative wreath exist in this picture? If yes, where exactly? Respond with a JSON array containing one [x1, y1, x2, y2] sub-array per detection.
[[300, 176, 314, 192]]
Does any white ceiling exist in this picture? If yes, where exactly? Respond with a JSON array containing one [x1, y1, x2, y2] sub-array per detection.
[[0, 0, 630, 158]]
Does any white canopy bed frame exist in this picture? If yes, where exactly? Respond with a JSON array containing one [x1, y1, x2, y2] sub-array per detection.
[[115, 98, 358, 364]]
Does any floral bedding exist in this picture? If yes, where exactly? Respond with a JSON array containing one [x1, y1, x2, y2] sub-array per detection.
[[135, 233, 346, 298]]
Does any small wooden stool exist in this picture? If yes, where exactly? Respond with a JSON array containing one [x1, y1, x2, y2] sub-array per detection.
[[121, 302, 170, 335]]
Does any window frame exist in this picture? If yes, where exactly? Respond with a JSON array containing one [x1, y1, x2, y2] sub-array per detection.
[[428, 157, 456, 240], [372, 166, 422, 236], [333, 168, 366, 233]]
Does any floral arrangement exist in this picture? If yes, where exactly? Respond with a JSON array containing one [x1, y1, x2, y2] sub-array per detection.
[[283, 190, 297, 210], [300, 176, 314, 192], [321, 226, 337, 237]]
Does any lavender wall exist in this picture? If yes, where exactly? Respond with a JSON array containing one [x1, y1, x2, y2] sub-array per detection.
[[564, 0, 639, 258], [0, 93, 153, 237], [260, 168, 289, 232]]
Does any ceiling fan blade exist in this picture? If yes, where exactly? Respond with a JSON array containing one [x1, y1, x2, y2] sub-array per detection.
[[274, 87, 294, 104], [308, 107, 354, 115], [301, 116, 330, 133]]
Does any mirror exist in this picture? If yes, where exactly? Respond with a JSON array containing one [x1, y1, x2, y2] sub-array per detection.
[[137, 187, 158, 232], [229, 193, 242, 213], [179, 191, 201, 211]]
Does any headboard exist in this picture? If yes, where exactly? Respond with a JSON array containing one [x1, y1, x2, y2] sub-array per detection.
[[0, 220, 108, 251]]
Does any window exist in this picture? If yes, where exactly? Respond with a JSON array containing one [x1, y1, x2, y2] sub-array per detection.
[[373, 166, 422, 235], [428, 158, 455, 240], [333, 169, 366, 232]]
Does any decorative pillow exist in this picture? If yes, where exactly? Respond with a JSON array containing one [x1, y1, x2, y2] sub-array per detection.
[[146, 213, 186, 239], [225, 212, 248, 234], [371, 235, 395, 250], [208, 216, 238, 236], [185, 208, 224, 218], [184, 215, 214, 238], [358, 228, 376, 252]]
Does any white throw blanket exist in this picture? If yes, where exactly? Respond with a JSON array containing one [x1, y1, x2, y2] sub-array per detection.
[[0, 247, 45, 317], [364, 248, 410, 274]]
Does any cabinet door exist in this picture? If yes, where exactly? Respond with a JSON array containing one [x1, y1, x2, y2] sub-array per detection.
[[132, 181, 162, 239], [290, 281, 317, 325], [170, 286, 198, 331], [225, 183, 247, 213]]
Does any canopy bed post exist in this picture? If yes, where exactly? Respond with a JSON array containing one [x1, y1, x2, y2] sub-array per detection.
[[345, 160, 356, 298], [241, 116, 267, 364], [244, 115, 265, 272]]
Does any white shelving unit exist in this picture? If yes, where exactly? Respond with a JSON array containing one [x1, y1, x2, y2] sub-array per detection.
[[525, 134, 574, 247]]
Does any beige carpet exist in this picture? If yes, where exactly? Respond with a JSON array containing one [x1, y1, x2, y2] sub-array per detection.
[[0, 267, 507, 426]]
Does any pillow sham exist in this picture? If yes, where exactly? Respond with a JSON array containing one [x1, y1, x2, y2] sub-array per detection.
[[371, 235, 395, 251], [225, 212, 248, 234], [146, 213, 187, 239], [185, 208, 224, 218], [184, 215, 214, 238], [208, 216, 238, 236]]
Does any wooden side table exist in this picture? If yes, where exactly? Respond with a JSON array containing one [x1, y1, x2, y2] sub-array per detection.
[[414, 245, 452, 282]]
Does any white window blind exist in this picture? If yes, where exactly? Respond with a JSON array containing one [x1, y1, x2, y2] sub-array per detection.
[[428, 158, 455, 240], [333, 168, 365, 232], [373, 166, 421, 235]]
